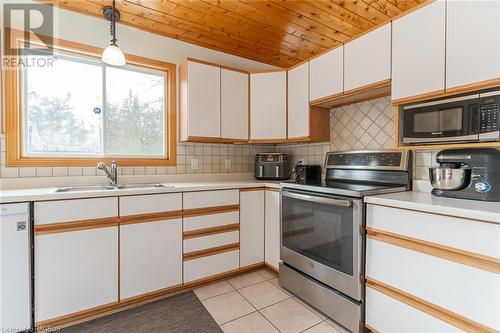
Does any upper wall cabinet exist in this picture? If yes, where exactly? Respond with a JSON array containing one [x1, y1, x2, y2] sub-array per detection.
[[221, 68, 249, 141], [446, 1, 500, 92], [180, 60, 221, 140], [180, 59, 249, 143], [344, 23, 391, 92], [309, 46, 343, 103], [391, 1, 445, 102], [287, 63, 309, 139], [250, 71, 287, 142]]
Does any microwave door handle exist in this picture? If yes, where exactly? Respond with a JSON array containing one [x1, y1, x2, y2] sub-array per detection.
[[282, 191, 352, 207]]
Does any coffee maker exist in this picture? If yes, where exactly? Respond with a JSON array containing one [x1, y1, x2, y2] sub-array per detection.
[[429, 148, 500, 201]]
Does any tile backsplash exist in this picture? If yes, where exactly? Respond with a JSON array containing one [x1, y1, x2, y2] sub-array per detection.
[[329, 96, 396, 151]]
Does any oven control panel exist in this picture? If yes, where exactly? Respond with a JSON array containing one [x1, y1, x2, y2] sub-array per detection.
[[325, 150, 409, 170]]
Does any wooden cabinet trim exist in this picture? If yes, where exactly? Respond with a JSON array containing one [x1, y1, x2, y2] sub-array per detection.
[[183, 223, 240, 239], [183, 243, 240, 261], [240, 187, 266, 192], [265, 188, 281, 193], [119, 211, 183, 225], [186, 136, 248, 144], [366, 227, 500, 274], [182, 204, 240, 218], [34, 217, 119, 235], [366, 277, 497, 333]]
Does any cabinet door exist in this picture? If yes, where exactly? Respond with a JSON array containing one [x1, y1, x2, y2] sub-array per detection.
[[344, 23, 391, 92], [240, 190, 265, 267], [187, 61, 221, 138], [250, 71, 287, 141], [391, 1, 445, 101], [287, 63, 310, 139], [446, 1, 500, 90], [120, 219, 182, 300], [35, 227, 118, 322], [265, 190, 281, 270], [309, 46, 343, 102], [221, 68, 249, 140]]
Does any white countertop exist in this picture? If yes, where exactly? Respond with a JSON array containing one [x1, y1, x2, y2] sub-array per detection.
[[0, 181, 282, 204], [365, 191, 500, 224]]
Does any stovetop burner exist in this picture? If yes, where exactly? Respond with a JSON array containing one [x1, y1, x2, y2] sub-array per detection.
[[282, 150, 412, 198]]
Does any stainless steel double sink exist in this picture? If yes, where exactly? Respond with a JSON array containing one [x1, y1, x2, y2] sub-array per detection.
[[53, 183, 173, 193]]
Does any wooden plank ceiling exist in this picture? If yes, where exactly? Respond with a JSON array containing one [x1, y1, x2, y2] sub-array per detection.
[[48, 0, 424, 67]]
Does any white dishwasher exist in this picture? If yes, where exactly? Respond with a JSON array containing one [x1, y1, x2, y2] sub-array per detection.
[[0, 203, 32, 332]]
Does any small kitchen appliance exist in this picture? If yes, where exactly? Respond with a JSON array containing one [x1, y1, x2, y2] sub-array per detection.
[[255, 153, 289, 180], [279, 150, 411, 333], [400, 90, 500, 145], [429, 148, 500, 201], [295, 164, 321, 184]]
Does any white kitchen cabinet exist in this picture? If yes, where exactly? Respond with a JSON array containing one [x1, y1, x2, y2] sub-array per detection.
[[180, 59, 221, 140], [221, 68, 249, 141], [35, 227, 118, 322], [183, 189, 239, 210], [240, 189, 265, 267], [120, 219, 182, 300], [344, 23, 391, 92], [309, 46, 343, 102], [184, 250, 239, 284], [35, 197, 117, 225], [250, 71, 287, 141], [446, 1, 500, 90], [264, 190, 281, 270], [288, 63, 310, 139], [366, 287, 459, 333], [391, 1, 445, 101]]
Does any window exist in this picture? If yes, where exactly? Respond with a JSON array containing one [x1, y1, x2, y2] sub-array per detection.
[[5, 29, 176, 166]]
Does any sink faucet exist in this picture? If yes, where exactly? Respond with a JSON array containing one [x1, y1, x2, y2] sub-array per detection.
[[97, 161, 118, 185]]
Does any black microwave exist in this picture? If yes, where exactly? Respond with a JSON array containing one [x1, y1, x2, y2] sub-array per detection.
[[400, 90, 500, 145]]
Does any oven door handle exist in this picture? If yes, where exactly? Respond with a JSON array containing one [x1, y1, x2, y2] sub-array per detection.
[[282, 191, 352, 207]]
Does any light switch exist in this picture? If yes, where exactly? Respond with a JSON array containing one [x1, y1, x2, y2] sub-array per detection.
[[191, 158, 199, 170], [224, 159, 231, 170]]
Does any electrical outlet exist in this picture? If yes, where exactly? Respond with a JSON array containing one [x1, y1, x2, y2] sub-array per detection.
[[191, 158, 198, 170], [224, 159, 231, 170]]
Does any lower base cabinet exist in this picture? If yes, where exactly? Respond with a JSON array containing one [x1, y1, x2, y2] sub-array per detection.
[[265, 190, 281, 270], [366, 287, 459, 333], [35, 227, 118, 322], [240, 189, 265, 267], [120, 219, 182, 300]]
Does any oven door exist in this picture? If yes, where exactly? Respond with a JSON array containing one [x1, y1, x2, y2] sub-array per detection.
[[401, 94, 480, 144], [280, 189, 363, 301]]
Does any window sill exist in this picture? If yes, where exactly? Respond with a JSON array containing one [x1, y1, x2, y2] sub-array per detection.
[[6, 156, 177, 167]]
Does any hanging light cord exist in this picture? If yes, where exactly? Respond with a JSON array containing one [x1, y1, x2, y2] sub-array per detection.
[[109, 0, 118, 46]]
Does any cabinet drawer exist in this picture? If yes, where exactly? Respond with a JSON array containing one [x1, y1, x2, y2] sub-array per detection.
[[119, 193, 182, 216], [184, 250, 239, 283], [184, 230, 239, 253], [183, 211, 239, 232], [366, 286, 458, 333], [367, 238, 500, 329], [183, 190, 239, 210], [367, 205, 500, 259], [35, 198, 118, 225]]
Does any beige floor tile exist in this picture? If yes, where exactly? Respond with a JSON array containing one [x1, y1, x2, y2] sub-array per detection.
[[303, 321, 343, 333], [260, 298, 322, 333], [220, 312, 279, 333], [256, 269, 278, 280], [294, 297, 328, 320], [238, 281, 290, 309], [227, 272, 266, 289], [194, 280, 234, 301], [202, 291, 255, 325]]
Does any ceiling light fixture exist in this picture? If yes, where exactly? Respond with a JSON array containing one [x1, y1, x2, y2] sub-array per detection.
[[102, 0, 126, 66]]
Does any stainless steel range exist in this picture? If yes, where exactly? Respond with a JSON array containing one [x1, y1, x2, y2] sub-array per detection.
[[279, 150, 412, 333]]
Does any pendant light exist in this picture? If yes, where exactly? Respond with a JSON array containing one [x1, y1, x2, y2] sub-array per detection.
[[102, 0, 126, 66]]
